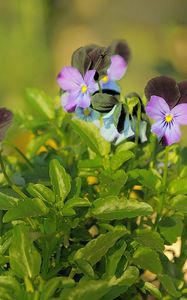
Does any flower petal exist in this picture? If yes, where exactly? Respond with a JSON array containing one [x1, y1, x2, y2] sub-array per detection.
[[145, 95, 170, 120], [108, 40, 131, 63], [101, 81, 121, 93], [163, 121, 181, 146], [84, 70, 95, 84], [77, 93, 91, 108], [171, 103, 187, 125], [144, 76, 180, 109], [151, 119, 166, 138], [0, 108, 13, 141], [177, 81, 187, 104], [100, 123, 119, 142], [57, 66, 84, 91], [108, 55, 127, 81], [61, 93, 77, 112]]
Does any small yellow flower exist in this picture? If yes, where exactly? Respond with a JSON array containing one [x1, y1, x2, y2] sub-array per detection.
[[87, 176, 98, 185]]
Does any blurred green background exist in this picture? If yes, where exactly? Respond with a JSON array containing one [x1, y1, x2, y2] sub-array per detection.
[[1, 0, 187, 143]]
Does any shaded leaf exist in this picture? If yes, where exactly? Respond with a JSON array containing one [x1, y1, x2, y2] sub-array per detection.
[[134, 229, 164, 252], [133, 246, 162, 274]]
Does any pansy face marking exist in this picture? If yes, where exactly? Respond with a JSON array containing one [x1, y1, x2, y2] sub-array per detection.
[[165, 114, 173, 123]]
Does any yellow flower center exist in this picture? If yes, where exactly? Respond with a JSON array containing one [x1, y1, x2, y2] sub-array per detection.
[[81, 85, 88, 93], [165, 114, 173, 123], [83, 108, 91, 116], [102, 75, 109, 83]]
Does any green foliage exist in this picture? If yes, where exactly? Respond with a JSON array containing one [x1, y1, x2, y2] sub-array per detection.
[[0, 87, 186, 299]]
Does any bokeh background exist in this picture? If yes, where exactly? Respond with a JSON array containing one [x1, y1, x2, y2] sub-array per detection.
[[1, 0, 187, 143]]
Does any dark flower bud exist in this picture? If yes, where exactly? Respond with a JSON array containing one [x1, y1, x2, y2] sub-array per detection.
[[0, 108, 13, 141], [108, 39, 131, 63], [71, 45, 111, 77]]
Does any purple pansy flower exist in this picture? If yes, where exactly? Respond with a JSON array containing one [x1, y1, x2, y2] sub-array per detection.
[[100, 55, 127, 92], [57, 67, 97, 112], [146, 96, 187, 145], [145, 76, 187, 145]]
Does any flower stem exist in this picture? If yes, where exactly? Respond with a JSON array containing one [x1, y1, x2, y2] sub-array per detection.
[[155, 146, 169, 228], [135, 102, 141, 147], [0, 150, 27, 200], [12, 145, 33, 170], [97, 80, 102, 93]]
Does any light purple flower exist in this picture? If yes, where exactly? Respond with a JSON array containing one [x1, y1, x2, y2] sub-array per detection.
[[100, 55, 127, 92], [146, 95, 187, 145], [57, 67, 97, 112]]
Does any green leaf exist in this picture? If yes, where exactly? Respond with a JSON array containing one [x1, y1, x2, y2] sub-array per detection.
[[27, 183, 55, 203], [99, 169, 128, 196], [25, 88, 55, 120], [76, 259, 95, 279], [49, 159, 71, 203], [105, 240, 127, 277], [102, 266, 139, 300], [170, 194, 187, 213], [60, 280, 110, 300], [133, 246, 162, 274], [129, 169, 161, 191], [0, 276, 23, 300], [168, 177, 187, 195], [159, 215, 183, 244], [0, 189, 19, 210], [74, 230, 126, 266], [3, 197, 49, 223], [64, 197, 90, 208], [91, 93, 118, 112], [91, 196, 153, 220], [158, 274, 181, 298], [115, 141, 136, 153], [40, 277, 75, 300], [9, 224, 41, 278], [71, 118, 110, 157], [110, 150, 134, 170], [126, 96, 139, 115], [143, 282, 162, 299], [134, 229, 164, 252]]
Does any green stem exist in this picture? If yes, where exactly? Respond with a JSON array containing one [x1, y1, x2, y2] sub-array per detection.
[[0, 150, 27, 200], [97, 80, 102, 93], [135, 102, 141, 147], [149, 134, 157, 168], [155, 146, 169, 228], [12, 145, 33, 170]]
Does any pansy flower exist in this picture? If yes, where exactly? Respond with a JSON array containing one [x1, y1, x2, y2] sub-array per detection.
[[57, 67, 97, 112], [100, 55, 127, 93], [145, 76, 187, 145], [0, 108, 13, 141], [100, 40, 130, 93], [75, 107, 100, 125]]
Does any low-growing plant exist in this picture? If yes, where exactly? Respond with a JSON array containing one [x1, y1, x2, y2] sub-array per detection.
[[0, 40, 187, 300]]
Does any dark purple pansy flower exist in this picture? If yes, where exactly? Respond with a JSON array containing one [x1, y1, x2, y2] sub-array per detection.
[[0, 108, 13, 141], [57, 67, 98, 112], [145, 76, 187, 145], [145, 76, 187, 109]]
